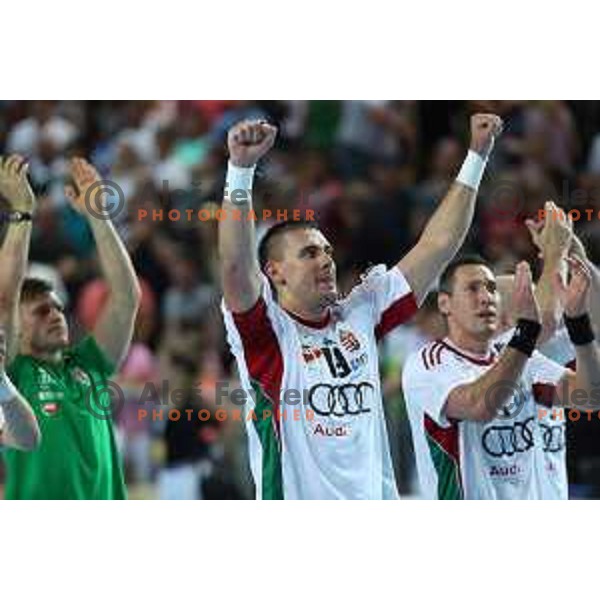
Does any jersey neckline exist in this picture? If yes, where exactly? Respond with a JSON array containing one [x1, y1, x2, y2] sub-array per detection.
[[284, 308, 332, 329], [440, 338, 497, 366]]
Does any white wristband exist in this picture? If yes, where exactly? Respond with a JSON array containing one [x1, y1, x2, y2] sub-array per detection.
[[225, 162, 256, 206], [0, 372, 18, 405], [456, 150, 488, 190]]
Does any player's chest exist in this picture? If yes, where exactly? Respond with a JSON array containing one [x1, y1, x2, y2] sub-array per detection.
[[26, 363, 95, 417], [296, 323, 373, 383]]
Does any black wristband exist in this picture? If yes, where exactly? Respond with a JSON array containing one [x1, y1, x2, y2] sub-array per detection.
[[564, 313, 595, 346], [507, 318, 542, 357], [0, 211, 33, 223]]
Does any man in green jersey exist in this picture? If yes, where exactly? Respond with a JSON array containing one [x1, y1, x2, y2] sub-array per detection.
[[0, 155, 141, 499]]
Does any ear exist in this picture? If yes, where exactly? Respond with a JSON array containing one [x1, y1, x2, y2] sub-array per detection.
[[265, 260, 286, 286], [438, 292, 451, 317]]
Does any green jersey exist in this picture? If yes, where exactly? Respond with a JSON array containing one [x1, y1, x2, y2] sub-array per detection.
[[4, 336, 126, 500]]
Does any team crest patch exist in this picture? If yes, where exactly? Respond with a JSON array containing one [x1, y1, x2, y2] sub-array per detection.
[[302, 345, 323, 363], [41, 402, 60, 416], [339, 329, 360, 352]]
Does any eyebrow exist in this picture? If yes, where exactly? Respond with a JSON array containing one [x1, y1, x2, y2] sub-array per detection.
[[298, 244, 328, 257], [35, 300, 65, 312]]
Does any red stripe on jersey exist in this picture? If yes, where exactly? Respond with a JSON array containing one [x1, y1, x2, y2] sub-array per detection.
[[533, 383, 558, 408], [435, 343, 444, 366], [375, 293, 418, 341], [427, 343, 438, 368], [421, 347, 430, 370], [424, 414, 460, 461], [232, 297, 284, 437]]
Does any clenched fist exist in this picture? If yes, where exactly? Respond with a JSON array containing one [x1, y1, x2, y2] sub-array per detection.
[[470, 113, 503, 158], [227, 120, 278, 168]]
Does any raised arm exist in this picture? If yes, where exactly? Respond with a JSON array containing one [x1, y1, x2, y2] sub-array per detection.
[[66, 158, 141, 368], [219, 120, 277, 313], [0, 328, 40, 450], [524, 201, 573, 344], [568, 232, 600, 337], [445, 263, 542, 421], [553, 256, 600, 408], [0, 155, 36, 363], [398, 114, 503, 304]]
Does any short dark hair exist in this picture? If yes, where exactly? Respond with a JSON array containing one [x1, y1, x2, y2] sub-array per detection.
[[257, 220, 320, 273], [438, 254, 493, 294], [20, 277, 54, 303]]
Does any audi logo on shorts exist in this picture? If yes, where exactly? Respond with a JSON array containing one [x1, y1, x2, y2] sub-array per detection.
[[540, 421, 565, 453], [307, 382, 374, 417], [482, 417, 535, 458]]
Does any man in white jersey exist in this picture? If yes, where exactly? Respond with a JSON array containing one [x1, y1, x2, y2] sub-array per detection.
[[494, 207, 600, 499], [219, 115, 502, 499], [402, 249, 600, 499]]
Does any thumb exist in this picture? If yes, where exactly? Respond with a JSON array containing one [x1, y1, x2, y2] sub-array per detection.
[[524, 219, 541, 241]]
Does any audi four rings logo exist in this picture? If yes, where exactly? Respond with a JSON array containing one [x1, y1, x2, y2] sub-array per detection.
[[482, 417, 535, 457], [307, 382, 374, 417], [540, 422, 566, 453], [482, 417, 566, 457]]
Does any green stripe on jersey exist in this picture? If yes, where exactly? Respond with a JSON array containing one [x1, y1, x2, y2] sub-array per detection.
[[250, 381, 283, 500], [425, 433, 464, 500]]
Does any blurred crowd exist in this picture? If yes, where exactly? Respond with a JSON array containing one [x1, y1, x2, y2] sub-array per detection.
[[1, 100, 600, 498]]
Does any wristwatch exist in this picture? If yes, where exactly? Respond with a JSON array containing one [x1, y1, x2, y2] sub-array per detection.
[[0, 211, 33, 223]]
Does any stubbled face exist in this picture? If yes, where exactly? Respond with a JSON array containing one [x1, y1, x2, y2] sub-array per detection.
[[439, 264, 500, 341], [267, 228, 338, 312], [20, 292, 69, 354]]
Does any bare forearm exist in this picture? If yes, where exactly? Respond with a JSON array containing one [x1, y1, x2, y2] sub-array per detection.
[[1, 395, 40, 451], [574, 341, 600, 398], [0, 373, 40, 451], [0, 224, 32, 356], [398, 180, 478, 304], [447, 349, 530, 421], [218, 165, 262, 312], [534, 254, 564, 344], [87, 218, 140, 302], [421, 181, 477, 261], [589, 262, 600, 336]]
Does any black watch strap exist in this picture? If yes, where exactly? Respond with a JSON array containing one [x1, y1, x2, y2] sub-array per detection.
[[0, 211, 33, 223]]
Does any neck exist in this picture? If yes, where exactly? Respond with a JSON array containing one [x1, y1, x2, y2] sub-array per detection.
[[280, 295, 330, 324], [446, 329, 492, 357], [25, 347, 63, 364]]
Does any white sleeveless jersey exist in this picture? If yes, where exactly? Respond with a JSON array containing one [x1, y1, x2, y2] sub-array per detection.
[[402, 338, 568, 499], [222, 265, 417, 499]]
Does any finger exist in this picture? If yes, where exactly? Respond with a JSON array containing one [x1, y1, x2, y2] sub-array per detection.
[[524, 219, 542, 243], [5, 155, 22, 175], [567, 255, 591, 279], [525, 218, 544, 232]]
